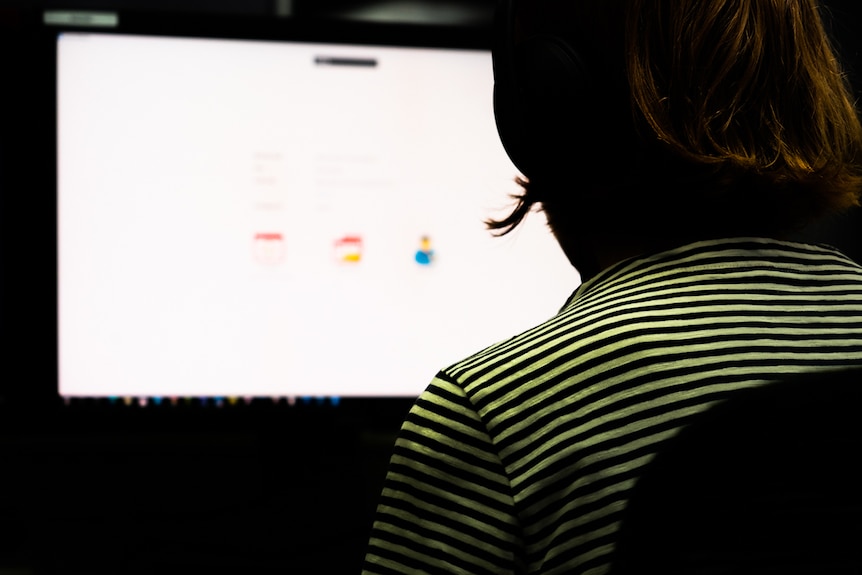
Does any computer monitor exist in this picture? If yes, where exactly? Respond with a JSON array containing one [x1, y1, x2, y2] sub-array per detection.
[[55, 17, 579, 401]]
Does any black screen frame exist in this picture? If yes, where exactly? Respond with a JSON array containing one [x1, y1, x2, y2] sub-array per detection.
[[2, 8, 494, 422]]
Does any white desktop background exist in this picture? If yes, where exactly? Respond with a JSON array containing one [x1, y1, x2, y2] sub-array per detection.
[[57, 32, 580, 398]]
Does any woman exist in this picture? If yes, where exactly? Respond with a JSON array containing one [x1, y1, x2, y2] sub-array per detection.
[[363, 1, 862, 573]]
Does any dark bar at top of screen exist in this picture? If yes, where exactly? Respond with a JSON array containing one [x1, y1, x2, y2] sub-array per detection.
[[314, 56, 378, 67]]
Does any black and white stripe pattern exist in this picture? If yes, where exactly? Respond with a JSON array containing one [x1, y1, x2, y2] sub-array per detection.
[[363, 237, 862, 575]]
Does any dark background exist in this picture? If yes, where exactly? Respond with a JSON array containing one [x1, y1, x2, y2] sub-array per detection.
[[1, 1, 861, 573]]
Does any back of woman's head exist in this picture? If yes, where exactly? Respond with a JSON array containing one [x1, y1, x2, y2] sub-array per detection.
[[491, 0, 862, 242]]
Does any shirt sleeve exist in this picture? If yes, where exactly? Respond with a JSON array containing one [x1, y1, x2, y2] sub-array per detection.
[[362, 372, 524, 575]]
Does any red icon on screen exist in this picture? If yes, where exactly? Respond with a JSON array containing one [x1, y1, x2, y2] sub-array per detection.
[[334, 235, 363, 263], [253, 232, 285, 265]]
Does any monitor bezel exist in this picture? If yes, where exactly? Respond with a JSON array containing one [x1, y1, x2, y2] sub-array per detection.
[[4, 9, 496, 416]]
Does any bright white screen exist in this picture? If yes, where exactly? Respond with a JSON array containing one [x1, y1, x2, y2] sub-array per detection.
[[57, 32, 580, 398]]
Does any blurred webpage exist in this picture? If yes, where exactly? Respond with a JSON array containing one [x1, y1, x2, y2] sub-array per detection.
[[57, 32, 580, 398]]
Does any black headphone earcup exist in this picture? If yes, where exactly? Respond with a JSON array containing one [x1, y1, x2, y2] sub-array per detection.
[[492, 0, 527, 174], [493, 1, 593, 180]]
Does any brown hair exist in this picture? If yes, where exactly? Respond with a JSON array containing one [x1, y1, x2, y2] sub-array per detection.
[[489, 0, 862, 239]]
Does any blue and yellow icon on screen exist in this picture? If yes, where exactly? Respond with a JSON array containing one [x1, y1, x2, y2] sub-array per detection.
[[415, 235, 434, 266]]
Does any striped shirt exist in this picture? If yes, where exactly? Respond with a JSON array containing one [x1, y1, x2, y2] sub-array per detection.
[[362, 237, 862, 575]]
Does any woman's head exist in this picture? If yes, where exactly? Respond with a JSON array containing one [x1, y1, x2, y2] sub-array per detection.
[[490, 0, 862, 251]]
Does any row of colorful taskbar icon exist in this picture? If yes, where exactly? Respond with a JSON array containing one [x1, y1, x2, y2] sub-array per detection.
[[61, 396, 343, 408]]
